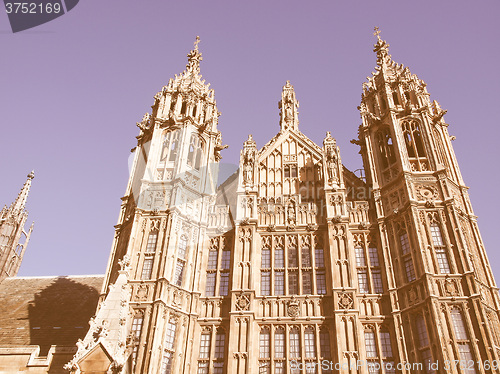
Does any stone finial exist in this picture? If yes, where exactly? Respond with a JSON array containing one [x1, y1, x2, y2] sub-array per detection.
[[279, 81, 299, 132], [242, 134, 257, 185], [186, 36, 203, 74], [10, 171, 35, 213], [372, 27, 392, 67]]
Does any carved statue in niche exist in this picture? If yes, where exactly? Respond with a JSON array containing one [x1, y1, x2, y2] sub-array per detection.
[[285, 102, 293, 122], [324, 132, 339, 183], [242, 135, 257, 184]]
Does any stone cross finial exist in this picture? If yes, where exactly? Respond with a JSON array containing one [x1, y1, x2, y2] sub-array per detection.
[[186, 36, 203, 74], [374, 27, 381, 41]]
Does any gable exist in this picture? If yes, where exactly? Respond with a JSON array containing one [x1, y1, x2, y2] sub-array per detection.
[[256, 130, 324, 201], [77, 342, 113, 373]]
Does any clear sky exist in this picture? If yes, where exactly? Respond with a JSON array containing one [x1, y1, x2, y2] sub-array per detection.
[[1, 1, 499, 280]]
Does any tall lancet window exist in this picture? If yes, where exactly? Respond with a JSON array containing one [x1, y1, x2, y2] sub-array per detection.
[[376, 128, 396, 169], [401, 119, 429, 171], [161, 318, 177, 374], [187, 134, 204, 170], [161, 130, 180, 162]]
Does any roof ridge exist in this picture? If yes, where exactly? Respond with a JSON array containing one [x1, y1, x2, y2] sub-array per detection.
[[5, 274, 105, 280]]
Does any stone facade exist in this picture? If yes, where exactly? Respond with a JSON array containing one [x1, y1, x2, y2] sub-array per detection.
[[2, 30, 500, 374]]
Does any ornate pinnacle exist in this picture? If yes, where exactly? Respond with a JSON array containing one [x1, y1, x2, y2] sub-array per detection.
[[10, 171, 34, 213], [194, 35, 200, 51], [186, 36, 203, 75], [279, 81, 299, 131], [372, 27, 391, 67]]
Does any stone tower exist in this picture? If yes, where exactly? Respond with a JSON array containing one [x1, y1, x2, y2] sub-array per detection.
[[0, 171, 34, 281], [66, 37, 229, 373], [353, 28, 500, 373]]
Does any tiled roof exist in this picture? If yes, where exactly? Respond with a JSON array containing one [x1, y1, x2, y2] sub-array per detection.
[[0, 275, 103, 355]]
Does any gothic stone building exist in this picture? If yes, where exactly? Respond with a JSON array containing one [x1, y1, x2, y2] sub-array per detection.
[[1, 32, 500, 374]]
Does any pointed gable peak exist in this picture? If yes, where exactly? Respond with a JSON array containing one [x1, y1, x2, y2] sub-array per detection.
[[279, 80, 299, 132], [10, 171, 34, 213]]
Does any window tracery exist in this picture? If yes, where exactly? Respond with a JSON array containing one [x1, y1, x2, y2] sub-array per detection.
[[160, 130, 180, 162], [161, 318, 177, 374], [187, 133, 204, 170], [260, 234, 326, 296], [205, 235, 232, 297], [376, 128, 396, 169], [397, 225, 416, 283], [401, 119, 429, 171]]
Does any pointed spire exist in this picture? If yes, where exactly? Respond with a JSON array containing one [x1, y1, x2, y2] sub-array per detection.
[[279, 81, 300, 132], [372, 26, 392, 67], [65, 255, 132, 372], [186, 36, 203, 75], [10, 171, 34, 213]]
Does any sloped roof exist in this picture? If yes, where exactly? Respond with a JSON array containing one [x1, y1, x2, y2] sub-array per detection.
[[0, 275, 103, 355]]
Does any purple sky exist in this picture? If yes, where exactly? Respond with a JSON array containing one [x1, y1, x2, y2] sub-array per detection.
[[1, 1, 499, 280]]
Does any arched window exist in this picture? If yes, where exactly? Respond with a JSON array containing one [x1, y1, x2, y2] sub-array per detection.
[[161, 318, 177, 374], [274, 327, 285, 358], [289, 327, 301, 359], [169, 97, 177, 113], [131, 311, 144, 366], [160, 130, 180, 162], [146, 231, 158, 253], [214, 330, 225, 359], [178, 234, 188, 259], [402, 119, 426, 159], [304, 327, 316, 358], [187, 134, 204, 170], [376, 128, 396, 169], [392, 91, 400, 106], [199, 331, 211, 359], [364, 328, 377, 358], [319, 329, 331, 359], [259, 328, 270, 359], [400, 230, 416, 283]]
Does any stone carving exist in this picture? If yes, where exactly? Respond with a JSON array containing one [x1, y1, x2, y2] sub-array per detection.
[[242, 135, 257, 184], [408, 287, 417, 304], [359, 222, 369, 230], [324, 132, 341, 185], [172, 290, 183, 306], [235, 293, 250, 311], [415, 184, 438, 201], [338, 292, 354, 310], [332, 215, 342, 224], [279, 81, 299, 131], [306, 223, 318, 231], [214, 131, 228, 161], [135, 284, 149, 301], [443, 278, 459, 297], [287, 297, 300, 318], [136, 113, 151, 131]]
